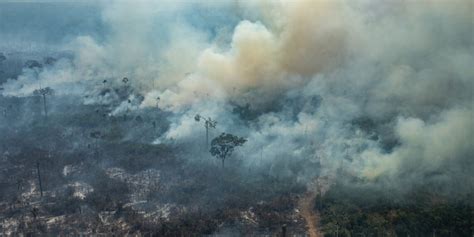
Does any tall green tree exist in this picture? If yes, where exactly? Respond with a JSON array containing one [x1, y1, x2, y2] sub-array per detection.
[[210, 133, 246, 168]]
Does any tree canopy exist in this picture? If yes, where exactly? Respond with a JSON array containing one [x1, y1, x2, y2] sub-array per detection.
[[210, 133, 246, 168]]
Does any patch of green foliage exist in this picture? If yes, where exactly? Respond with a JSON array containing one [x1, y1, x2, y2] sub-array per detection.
[[317, 181, 473, 236]]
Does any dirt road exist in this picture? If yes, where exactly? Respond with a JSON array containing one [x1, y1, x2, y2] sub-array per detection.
[[298, 176, 331, 237], [298, 190, 322, 237]]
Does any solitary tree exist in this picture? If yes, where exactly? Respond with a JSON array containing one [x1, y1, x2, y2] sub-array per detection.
[[195, 114, 217, 150], [33, 87, 54, 120], [122, 77, 129, 86], [210, 133, 246, 168]]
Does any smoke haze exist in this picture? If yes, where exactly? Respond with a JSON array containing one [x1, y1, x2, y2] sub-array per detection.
[[1, 0, 473, 198]]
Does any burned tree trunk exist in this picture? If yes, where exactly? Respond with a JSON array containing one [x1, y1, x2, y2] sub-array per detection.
[[42, 93, 48, 119], [36, 161, 43, 197], [33, 87, 53, 121], [206, 124, 209, 150]]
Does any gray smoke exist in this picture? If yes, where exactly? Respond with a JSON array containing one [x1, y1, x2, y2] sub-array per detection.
[[1, 0, 473, 197]]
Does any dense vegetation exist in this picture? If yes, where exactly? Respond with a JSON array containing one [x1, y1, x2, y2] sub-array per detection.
[[318, 181, 473, 236]]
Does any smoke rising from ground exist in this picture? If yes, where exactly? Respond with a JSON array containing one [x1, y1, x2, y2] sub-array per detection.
[[1, 0, 473, 197]]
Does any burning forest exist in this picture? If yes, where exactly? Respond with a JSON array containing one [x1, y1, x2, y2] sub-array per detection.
[[0, 0, 473, 236]]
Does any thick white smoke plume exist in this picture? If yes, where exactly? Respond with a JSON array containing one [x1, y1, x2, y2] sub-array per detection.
[[1, 0, 473, 194]]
